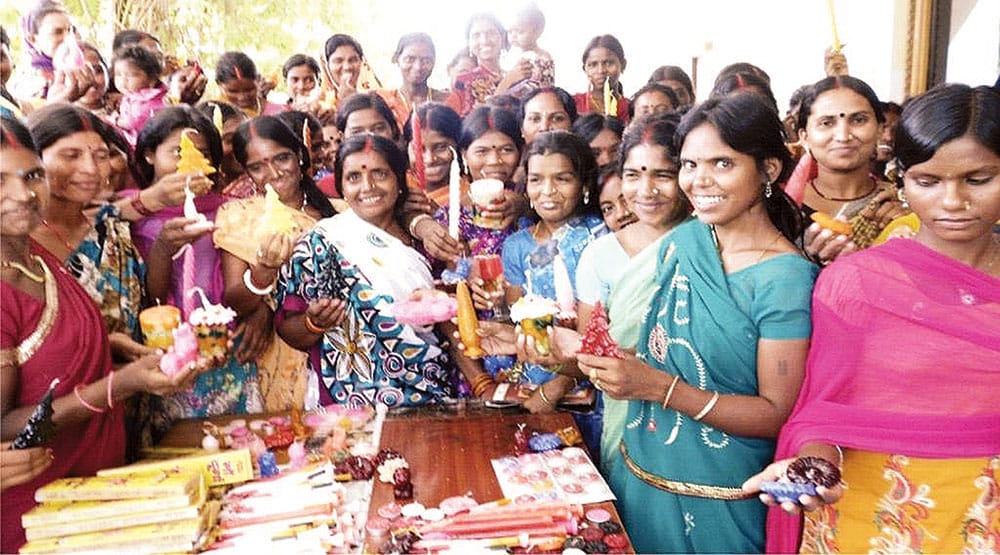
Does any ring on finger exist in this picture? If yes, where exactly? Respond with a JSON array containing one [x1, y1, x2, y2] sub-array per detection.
[[594, 378, 604, 390]]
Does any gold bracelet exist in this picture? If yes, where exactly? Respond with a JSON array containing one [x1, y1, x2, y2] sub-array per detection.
[[620, 442, 754, 500], [537, 385, 555, 407], [693, 391, 720, 421], [661, 375, 681, 410], [303, 314, 327, 335]]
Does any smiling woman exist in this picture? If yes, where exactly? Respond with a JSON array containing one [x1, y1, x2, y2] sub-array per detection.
[[274, 134, 471, 409]]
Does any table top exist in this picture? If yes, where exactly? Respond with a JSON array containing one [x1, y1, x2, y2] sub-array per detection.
[[160, 403, 632, 552]]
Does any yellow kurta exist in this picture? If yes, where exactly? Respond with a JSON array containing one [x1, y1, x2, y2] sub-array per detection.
[[802, 450, 1000, 553]]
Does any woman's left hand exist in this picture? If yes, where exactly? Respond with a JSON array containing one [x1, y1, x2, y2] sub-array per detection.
[[233, 306, 274, 363], [404, 188, 434, 216], [153, 217, 213, 257], [576, 352, 655, 400], [255, 232, 294, 271], [742, 457, 845, 514], [109, 332, 157, 362], [516, 325, 582, 367], [480, 190, 524, 230], [0, 443, 53, 491], [866, 189, 909, 229]]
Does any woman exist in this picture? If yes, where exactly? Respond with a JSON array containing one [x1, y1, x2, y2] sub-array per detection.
[[498, 130, 606, 451], [1, 114, 202, 553], [575, 113, 690, 472], [274, 134, 463, 408], [25, 104, 147, 358], [577, 94, 817, 552], [196, 100, 249, 189], [14, 0, 94, 104], [409, 105, 523, 267], [214, 115, 336, 411], [572, 35, 630, 122], [595, 165, 634, 232], [131, 105, 264, 420], [403, 102, 463, 207], [282, 54, 323, 115], [335, 92, 400, 143], [377, 33, 449, 133], [214, 51, 286, 118], [648, 65, 694, 107], [629, 83, 679, 120], [794, 75, 908, 263], [75, 42, 111, 121], [321, 34, 378, 109], [571, 113, 624, 169], [749, 84, 1000, 554], [445, 13, 533, 117], [519, 86, 577, 146], [710, 71, 779, 115]]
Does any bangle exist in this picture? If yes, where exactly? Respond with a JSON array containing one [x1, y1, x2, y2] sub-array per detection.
[[130, 192, 154, 217], [661, 374, 681, 410], [243, 268, 274, 295], [692, 391, 720, 421], [74, 385, 108, 414], [470, 373, 494, 397], [106, 371, 115, 410], [408, 213, 432, 237], [537, 384, 555, 407], [492, 382, 510, 402], [303, 314, 327, 335]]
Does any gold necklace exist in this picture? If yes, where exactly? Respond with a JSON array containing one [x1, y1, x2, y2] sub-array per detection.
[[1, 255, 47, 284], [755, 234, 785, 264]]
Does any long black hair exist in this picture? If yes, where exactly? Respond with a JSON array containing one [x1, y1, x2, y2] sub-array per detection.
[[676, 94, 803, 242], [232, 115, 335, 217]]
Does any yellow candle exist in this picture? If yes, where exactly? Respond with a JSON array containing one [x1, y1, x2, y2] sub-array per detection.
[[827, 0, 842, 52]]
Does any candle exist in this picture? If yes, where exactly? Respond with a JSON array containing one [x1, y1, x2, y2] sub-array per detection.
[[602, 77, 617, 117], [448, 147, 461, 240], [552, 254, 575, 317], [826, 0, 842, 52], [182, 246, 195, 317], [412, 110, 426, 190]]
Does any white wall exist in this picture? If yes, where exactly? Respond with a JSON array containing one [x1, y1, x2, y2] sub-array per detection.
[[946, 0, 1000, 87]]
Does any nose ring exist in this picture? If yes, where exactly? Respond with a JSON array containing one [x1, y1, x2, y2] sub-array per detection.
[[964, 201, 972, 211]]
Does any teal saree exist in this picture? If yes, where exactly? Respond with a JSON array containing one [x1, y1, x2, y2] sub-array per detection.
[[608, 220, 817, 553]]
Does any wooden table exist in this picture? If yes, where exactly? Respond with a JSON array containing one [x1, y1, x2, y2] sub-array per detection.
[[160, 403, 632, 552]]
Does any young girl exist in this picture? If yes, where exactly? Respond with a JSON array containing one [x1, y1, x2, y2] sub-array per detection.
[[215, 51, 286, 118], [573, 35, 630, 122], [282, 53, 322, 114], [595, 165, 634, 232], [112, 45, 167, 145], [196, 100, 248, 188], [131, 106, 264, 422]]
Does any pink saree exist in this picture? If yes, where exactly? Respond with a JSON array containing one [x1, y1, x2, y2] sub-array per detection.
[[767, 238, 1000, 552], [1, 243, 125, 552]]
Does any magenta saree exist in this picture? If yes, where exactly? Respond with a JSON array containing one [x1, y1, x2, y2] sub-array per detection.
[[1, 243, 125, 552], [767, 238, 1000, 552]]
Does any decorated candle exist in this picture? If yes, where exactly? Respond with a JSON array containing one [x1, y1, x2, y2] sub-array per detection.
[[552, 254, 575, 319], [602, 77, 617, 117], [827, 0, 842, 52], [139, 304, 182, 349]]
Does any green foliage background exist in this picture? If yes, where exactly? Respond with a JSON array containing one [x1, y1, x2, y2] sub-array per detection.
[[3, 0, 369, 94]]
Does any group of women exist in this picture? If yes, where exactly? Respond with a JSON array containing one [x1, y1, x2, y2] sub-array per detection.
[[2, 2, 998, 553]]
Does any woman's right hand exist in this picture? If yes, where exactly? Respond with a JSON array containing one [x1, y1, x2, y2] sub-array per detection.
[[742, 457, 845, 514], [153, 217, 213, 257], [255, 232, 294, 271], [47, 67, 96, 103], [468, 277, 505, 312], [144, 172, 214, 211], [0, 443, 53, 491], [803, 223, 857, 265], [307, 298, 347, 330], [414, 217, 462, 263], [497, 59, 533, 92]]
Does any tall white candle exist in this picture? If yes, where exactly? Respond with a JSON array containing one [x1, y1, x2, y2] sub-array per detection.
[[448, 148, 461, 240]]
